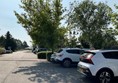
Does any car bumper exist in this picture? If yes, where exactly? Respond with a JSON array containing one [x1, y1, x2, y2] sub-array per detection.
[[77, 64, 92, 77], [50, 58, 56, 63]]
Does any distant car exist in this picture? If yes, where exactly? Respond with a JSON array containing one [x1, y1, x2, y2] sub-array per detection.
[[55, 48, 84, 67], [77, 50, 118, 83], [32, 48, 48, 54], [5, 49, 12, 53]]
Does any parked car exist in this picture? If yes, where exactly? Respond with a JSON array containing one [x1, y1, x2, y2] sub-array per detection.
[[55, 48, 84, 67], [50, 49, 65, 63], [32, 47, 48, 54], [77, 50, 118, 83], [5, 49, 12, 53], [50, 53, 57, 63]]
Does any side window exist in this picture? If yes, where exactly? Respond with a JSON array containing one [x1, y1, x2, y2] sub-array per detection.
[[66, 50, 73, 54], [102, 52, 118, 59], [76, 50, 80, 54], [66, 50, 80, 54]]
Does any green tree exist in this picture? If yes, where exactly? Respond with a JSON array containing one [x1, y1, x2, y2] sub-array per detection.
[[69, 36, 77, 48], [0, 35, 5, 47], [111, 5, 118, 34], [5, 31, 17, 51], [15, 0, 65, 52], [68, 0, 112, 49], [57, 27, 68, 48], [79, 35, 90, 48], [22, 41, 29, 48], [79, 27, 117, 49], [0, 32, 28, 50], [102, 28, 118, 49], [15, 39, 24, 50]]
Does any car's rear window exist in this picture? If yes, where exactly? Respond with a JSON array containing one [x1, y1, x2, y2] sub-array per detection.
[[80, 52, 95, 57]]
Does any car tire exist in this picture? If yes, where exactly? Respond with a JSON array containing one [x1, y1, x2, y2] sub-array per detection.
[[97, 70, 113, 83], [62, 59, 72, 68]]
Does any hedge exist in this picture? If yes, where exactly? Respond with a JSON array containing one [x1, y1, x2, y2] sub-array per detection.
[[37, 51, 53, 61]]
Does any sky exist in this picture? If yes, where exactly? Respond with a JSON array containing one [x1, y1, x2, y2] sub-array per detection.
[[0, 0, 118, 46]]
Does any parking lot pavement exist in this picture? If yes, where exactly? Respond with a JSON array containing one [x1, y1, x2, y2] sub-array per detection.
[[4, 60, 96, 83], [0, 50, 117, 83]]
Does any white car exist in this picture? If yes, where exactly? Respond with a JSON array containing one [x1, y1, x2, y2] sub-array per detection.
[[55, 48, 84, 67], [77, 50, 118, 83], [50, 53, 57, 63], [5, 49, 13, 53]]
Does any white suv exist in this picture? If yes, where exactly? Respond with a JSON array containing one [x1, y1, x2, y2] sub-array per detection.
[[55, 48, 84, 67], [78, 50, 118, 83]]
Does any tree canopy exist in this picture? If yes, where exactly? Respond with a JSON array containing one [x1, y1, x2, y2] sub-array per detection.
[[14, 0, 118, 49], [68, 0, 116, 49], [15, 0, 66, 51]]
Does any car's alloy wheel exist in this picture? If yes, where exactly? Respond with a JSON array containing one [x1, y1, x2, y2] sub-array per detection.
[[98, 71, 112, 83], [63, 59, 71, 68]]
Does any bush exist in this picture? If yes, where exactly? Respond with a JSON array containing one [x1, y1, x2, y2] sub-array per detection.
[[0, 47, 5, 54], [37, 51, 53, 61], [37, 51, 47, 59]]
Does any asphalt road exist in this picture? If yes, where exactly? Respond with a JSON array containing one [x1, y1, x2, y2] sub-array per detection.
[[0, 50, 117, 83]]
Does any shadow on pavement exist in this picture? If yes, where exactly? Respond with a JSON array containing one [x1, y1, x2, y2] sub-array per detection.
[[12, 61, 97, 83]]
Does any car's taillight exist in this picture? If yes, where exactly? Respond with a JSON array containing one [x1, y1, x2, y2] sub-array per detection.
[[80, 53, 94, 64], [85, 54, 94, 64]]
